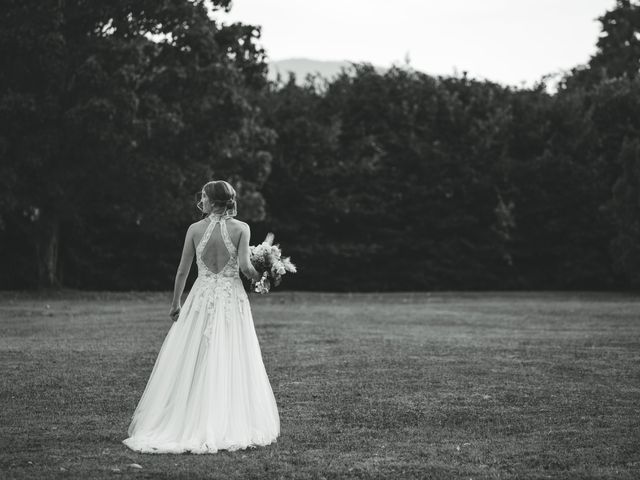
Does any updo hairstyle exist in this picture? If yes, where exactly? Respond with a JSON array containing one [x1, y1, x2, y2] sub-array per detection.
[[202, 180, 237, 214]]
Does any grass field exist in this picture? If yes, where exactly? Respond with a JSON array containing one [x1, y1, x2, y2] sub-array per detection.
[[1, 291, 639, 479]]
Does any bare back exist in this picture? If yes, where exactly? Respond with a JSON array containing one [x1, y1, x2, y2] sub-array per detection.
[[192, 218, 244, 274]]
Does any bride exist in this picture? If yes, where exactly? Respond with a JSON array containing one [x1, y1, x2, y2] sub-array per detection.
[[123, 180, 280, 454]]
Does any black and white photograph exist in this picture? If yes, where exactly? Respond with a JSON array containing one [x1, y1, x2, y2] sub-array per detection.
[[1, 0, 639, 478]]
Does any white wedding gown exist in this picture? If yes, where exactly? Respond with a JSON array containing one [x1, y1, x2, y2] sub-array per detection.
[[123, 213, 280, 454]]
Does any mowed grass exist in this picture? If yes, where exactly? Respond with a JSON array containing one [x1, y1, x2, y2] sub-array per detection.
[[1, 291, 639, 480]]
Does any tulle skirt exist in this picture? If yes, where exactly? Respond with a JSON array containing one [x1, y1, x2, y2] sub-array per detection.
[[122, 275, 280, 454]]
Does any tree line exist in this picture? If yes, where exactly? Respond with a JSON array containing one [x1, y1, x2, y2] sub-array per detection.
[[1, 0, 639, 291]]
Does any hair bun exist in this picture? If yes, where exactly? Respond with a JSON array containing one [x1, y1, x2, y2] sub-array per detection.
[[201, 180, 237, 215]]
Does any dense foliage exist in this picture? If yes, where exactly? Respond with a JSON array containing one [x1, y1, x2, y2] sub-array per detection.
[[0, 0, 274, 288], [1, 0, 639, 290]]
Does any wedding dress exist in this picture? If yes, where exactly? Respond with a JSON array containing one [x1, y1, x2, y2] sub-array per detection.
[[122, 212, 280, 454]]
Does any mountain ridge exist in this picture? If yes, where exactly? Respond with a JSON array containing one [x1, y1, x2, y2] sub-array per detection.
[[267, 57, 388, 84]]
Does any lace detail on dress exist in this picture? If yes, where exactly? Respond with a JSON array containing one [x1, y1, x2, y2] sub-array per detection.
[[122, 211, 280, 455], [196, 213, 239, 279], [195, 213, 239, 339]]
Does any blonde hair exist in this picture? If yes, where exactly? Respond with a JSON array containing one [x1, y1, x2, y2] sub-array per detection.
[[202, 180, 237, 214]]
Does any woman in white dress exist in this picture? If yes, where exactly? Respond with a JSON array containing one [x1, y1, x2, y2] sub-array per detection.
[[123, 180, 280, 454]]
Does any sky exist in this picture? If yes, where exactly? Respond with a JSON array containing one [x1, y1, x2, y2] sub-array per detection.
[[212, 0, 616, 88]]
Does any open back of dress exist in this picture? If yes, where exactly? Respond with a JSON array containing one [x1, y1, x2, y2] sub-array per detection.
[[195, 215, 239, 279], [201, 223, 232, 274], [123, 211, 280, 454]]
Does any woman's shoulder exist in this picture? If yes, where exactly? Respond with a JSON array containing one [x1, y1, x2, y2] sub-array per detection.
[[190, 218, 209, 227], [227, 218, 250, 232], [187, 219, 208, 234], [186, 217, 250, 235]]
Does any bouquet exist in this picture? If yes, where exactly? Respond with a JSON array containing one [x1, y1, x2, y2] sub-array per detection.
[[249, 233, 297, 294]]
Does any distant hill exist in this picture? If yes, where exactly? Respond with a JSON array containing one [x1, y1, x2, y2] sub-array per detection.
[[267, 58, 388, 85]]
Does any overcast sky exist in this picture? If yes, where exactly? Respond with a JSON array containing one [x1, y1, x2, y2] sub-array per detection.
[[213, 0, 615, 87]]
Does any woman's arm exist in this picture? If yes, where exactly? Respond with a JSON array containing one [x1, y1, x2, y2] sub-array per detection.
[[170, 224, 196, 321], [238, 223, 261, 282]]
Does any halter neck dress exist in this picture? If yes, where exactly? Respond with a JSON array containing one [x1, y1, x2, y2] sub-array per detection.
[[123, 212, 280, 453]]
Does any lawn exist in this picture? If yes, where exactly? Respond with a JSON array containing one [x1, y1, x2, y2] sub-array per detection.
[[1, 291, 639, 479]]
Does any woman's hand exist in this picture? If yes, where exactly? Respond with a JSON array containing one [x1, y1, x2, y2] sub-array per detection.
[[169, 304, 181, 322], [170, 224, 195, 319], [238, 223, 262, 282]]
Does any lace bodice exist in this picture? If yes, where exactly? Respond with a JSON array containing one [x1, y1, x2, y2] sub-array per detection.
[[123, 211, 279, 456], [196, 213, 239, 279]]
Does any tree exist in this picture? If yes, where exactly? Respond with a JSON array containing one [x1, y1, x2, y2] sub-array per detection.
[[261, 65, 521, 290], [563, 0, 640, 89], [0, 0, 274, 288], [608, 137, 640, 286], [592, 0, 640, 80]]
